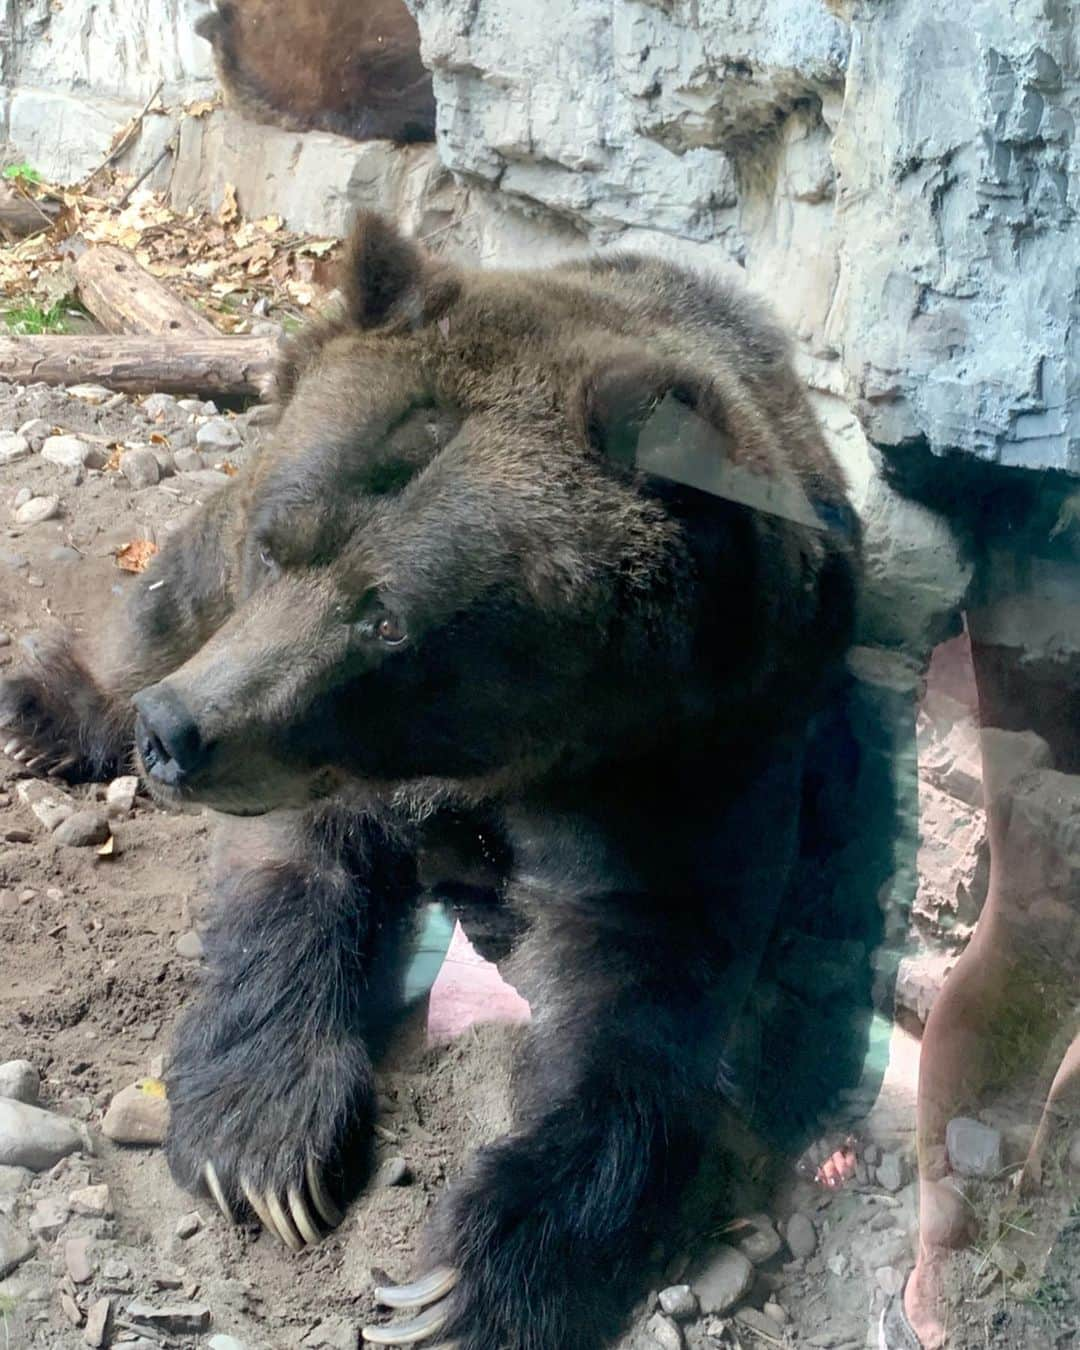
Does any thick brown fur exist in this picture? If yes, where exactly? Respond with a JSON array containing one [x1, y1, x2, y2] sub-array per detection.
[[195, 0, 435, 143], [0, 215, 866, 1350]]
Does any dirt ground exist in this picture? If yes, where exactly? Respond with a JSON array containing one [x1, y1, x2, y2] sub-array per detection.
[[0, 378, 1075, 1350]]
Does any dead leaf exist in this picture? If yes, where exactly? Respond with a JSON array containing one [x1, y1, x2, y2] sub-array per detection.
[[184, 99, 217, 119], [114, 539, 160, 573], [216, 461, 239, 477], [135, 1077, 168, 1099], [217, 182, 240, 228], [95, 836, 116, 859]]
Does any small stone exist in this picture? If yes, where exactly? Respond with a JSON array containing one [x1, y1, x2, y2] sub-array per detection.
[[26, 573, 45, 588], [180, 468, 233, 490], [69, 1183, 113, 1216], [876, 1265, 905, 1296], [0, 1213, 34, 1278], [196, 418, 242, 453], [647, 1311, 683, 1350], [68, 384, 112, 405], [692, 1244, 755, 1315], [16, 779, 77, 831], [103, 1258, 131, 1281], [17, 418, 51, 451], [142, 393, 180, 421], [0, 1059, 40, 1104], [0, 433, 31, 465], [179, 398, 217, 415], [763, 1300, 789, 1325], [875, 1151, 907, 1192], [61, 1291, 84, 1326], [119, 447, 162, 490], [208, 1337, 248, 1350], [29, 1194, 70, 1239], [736, 1307, 782, 1338], [53, 810, 111, 848], [373, 1155, 410, 1187], [101, 1082, 169, 1145], [42, 435, 107, 471], [0, 1165, 31, 1213], [150, 445, 176, 476], [11, 488, 31, 509], [3, 827, 32, 843], [105, 775, 139, 817], [827, 1251, 849, 1277], [84, 1297, 111, 1348], [0, 1099, 87, 1169], [13, 494, 60, 525], [658, 1286, 698, 1320], [65, 1236, 94, 1284], [946, 1118, 1003, 1179], [174, 930, 204, 960], [734, 1212, 783, 1265], [176, 1211, 202, 1239], [126, 1301, 212, 1334], [172, 447, 205, 473], [0, 630, 10, 647], [784, 1212, 817, 1259]]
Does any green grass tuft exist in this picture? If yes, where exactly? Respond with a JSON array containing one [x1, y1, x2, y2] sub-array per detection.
[[2, 162, 42, 187], [3, 302, 70, 335]]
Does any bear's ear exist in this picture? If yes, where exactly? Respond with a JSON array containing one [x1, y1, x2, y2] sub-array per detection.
[[340, 212, 458, 330], [581, 353, 726, 467]]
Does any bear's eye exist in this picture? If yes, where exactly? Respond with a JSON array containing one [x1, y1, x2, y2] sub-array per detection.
[[375, 613, 407, 646]]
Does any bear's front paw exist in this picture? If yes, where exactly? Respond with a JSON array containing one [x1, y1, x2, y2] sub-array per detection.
[[165, 1023, 376, 1253], [364, 1137, 633, 1350], [0, 672, 84, 778]]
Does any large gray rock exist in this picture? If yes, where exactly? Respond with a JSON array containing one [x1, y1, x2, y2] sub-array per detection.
[[0, 1100, 89, 1171], [0, 1214, 34, 1279], [690, 1244, 755, 1314]]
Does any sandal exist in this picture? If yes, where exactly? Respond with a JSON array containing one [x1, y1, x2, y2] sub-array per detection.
[[878, 1273, 922, 1350]]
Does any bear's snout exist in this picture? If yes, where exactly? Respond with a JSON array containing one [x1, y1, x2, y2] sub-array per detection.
[[133, 684, 208, 788]]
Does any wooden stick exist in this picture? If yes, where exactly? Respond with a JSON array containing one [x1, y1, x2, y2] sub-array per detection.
[[75, 244, 219, 338], [0, 335, 279, 397], [0, 183, 60, 240], [82, 78, 166, 185]]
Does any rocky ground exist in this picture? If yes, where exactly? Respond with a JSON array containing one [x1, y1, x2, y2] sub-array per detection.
[[0, 379, 1076, 1350]]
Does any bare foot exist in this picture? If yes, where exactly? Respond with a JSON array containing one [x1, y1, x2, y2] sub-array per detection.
[[903, 1251, 948, 1350], [797, 1133, 859, 1189]]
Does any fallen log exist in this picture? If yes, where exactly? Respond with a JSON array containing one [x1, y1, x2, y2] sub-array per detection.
[[0, 335, 279, 398], [74, 244, 218, 338]]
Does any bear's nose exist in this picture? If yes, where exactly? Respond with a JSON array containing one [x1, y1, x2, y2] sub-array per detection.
[[132, 684, 207, 786]]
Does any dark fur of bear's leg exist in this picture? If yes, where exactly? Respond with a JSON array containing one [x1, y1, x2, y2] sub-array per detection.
[[0, 486, 239, 782], [165, 805, 420, 1248], [369, 895, 734, 1350]]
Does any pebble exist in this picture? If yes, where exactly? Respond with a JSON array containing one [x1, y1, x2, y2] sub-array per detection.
[[764, 1299, 789, 1324], [126, 1301, 212, 1334], [26, 573, 45, 587], [42, 435, 107, 471], [29, 1194, 70, 1239], [0, 1213, 34, 1278], [179, 398, 218, 415], [196, 417, 242, 453], [208, 1337, 248, 1350], [103, 1258, 131, 1281], [84, 1296, 111, 1348], [172, 447, 206, 473], [11, 487, 31, 509], [68, 384, 112, 405], [17, 418, 51, 451], [16, 780, 76, 831], [0, 1099, 88, 1169], [647, 1311, 684, 1350], [101, 1081, 169, 1145], [65, 1236, 94, 1284], [53, 810, 111, 848], [0, 1165, 31, 1213], [946, 1117, 1003, 1179], [106, 775, 139, 817], [142, 393, 180, 421], [120, 446, 162, 490], [0, 1059, 40, 1104], [0, 631, 9, 647], [13, 494, 60, 525], [70, 1183, 113, 1216], [876, 1151, 907, 1192], [3, 827, 32, 843], [734, 1212, 783, 1265], [657, 1285, 698, 1320], [784, 1212, 817, 1259], [175, 930, 204, 960], [373, 1155, 411, 1187], [61, 1291, 84, 1326], [0, 433, 31, 465], [151, 445, 176, 476], [736, 1307, 782, 1338], [176, 1211, 202, 1239], [692, 1244, 755, 1315]]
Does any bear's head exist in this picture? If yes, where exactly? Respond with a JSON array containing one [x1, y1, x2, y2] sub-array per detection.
[[132, 214, 854, 815]]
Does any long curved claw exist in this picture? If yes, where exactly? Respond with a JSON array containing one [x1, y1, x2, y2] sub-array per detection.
[[3, 738, 21, 757], [266, 1189, 304, 1252], [287, 1183, 322, 1247], [24, 754, 48, 773], [305, 1154, 343, 1228], [362, 1301, 450, 1345], [241, 1177, 281, 1240], [375, 1268, 459, 1310], [204, 1161, 235, 1225]]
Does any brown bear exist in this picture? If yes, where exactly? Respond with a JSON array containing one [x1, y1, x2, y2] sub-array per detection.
[[194, 0, 436, 143], [0, 215, 862, 1350]]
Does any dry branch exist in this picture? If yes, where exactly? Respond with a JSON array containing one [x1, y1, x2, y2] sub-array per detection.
[[0, 183, 60, 241], [75, 244, 218, 338], [0, 335, 278, 398]]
